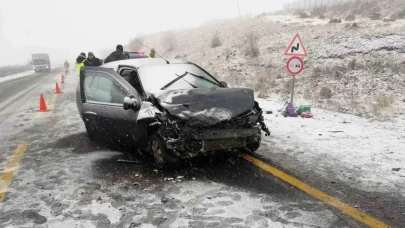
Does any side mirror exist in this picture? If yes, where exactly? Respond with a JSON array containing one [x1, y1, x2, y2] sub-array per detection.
[[123, 96, 140, 110], [220, 81, 228, 88]]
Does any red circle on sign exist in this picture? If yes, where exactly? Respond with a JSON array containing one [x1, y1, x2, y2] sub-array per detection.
[[286, 56, 304, 75]]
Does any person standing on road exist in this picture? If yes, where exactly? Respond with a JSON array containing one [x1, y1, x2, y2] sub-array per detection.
[[87, 52, 102, 66], [76, 52, 89, 77], [64, 60, 70, 73], [104, 45, 128, 63], [148, 48, 156, 58]]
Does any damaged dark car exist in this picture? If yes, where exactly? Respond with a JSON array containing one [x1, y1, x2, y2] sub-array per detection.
[[76, 58, 270, 167]]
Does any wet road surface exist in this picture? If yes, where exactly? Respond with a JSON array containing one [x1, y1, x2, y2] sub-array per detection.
[[0, 68, 61, 124], [0, 70, 400, 227]]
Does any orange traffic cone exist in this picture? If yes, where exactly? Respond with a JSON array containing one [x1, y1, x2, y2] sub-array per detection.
[[55, 82, 62, 94], [37, 94, 50, 112]]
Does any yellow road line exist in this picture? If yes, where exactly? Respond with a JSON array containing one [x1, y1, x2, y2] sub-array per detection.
[[242, 154, 391, 228], [0, 143, 28, 202], [46, 93, 59, 112]]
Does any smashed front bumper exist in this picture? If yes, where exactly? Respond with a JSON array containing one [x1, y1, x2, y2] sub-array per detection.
[[165, 126, 261, 158]]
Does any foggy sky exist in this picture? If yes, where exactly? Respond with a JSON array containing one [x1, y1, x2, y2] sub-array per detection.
[[0, 0, 294, 66]]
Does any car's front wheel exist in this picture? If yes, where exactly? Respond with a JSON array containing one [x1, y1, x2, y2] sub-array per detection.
[[150, 134, 179, 168], [242, 139, 261, 154], [84, 122, 97, 141]]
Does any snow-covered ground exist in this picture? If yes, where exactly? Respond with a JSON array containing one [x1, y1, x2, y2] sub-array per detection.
[[257, 98, 405, 197], [0, 65, 65, 84], [0, 70, 36, 83]]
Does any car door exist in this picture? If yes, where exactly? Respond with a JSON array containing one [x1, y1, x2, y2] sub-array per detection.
[[80, 67, 147, 147]]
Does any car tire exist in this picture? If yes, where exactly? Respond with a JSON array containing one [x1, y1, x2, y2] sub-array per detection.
[[150, 134, 180, 168], [243, 141, 261, 154], [84, 122, 97, 141]]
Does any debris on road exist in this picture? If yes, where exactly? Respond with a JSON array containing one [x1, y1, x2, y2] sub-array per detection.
[[161, 196, 170, 204], [265, 110, 273, 114], [392, 168, 401, 172], [129, 222, 142, 228]]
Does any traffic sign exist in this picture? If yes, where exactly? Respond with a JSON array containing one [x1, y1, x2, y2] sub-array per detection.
[[286, 56, 304, 75], [284, 33, 308, 57]]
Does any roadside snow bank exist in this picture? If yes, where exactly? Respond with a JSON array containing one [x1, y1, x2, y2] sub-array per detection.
[[257, 98, 405, 196]]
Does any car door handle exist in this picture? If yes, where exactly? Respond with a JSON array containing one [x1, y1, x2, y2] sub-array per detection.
[[83, 111, 98, 117]]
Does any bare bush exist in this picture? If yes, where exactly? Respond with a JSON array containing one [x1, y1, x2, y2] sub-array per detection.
[[312, 7, 327, 17], [319, 86, 333, 99], [255, 76, 270, 98], [210, 32, 222, 48], [371, 95, 394, 114], [162, 31, 177, 52], [254, 69, 277, 98], [245, 32, 260, 57], [312, 66, 322, 78], [348, 59, 357, 70]]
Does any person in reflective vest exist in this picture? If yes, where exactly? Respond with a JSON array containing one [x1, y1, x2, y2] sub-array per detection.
[[76, 52, 89, 76]]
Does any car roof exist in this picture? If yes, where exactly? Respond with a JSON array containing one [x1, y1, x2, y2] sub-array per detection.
[[101, 58, 191, 71]]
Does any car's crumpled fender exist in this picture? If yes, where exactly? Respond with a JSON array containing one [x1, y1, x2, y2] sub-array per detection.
[[136, 102, 162, 122]]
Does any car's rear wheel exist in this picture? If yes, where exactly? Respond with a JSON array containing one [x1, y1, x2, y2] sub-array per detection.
[[150, 134, 179, 168]]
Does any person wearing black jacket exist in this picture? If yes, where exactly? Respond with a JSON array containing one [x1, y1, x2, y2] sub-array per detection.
[[104, 44, 128, 63], [87, 52, 102, 66]]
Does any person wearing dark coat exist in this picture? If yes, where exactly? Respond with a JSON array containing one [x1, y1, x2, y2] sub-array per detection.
[[104, 44, 128, 63], [87, 52, 102, 66]]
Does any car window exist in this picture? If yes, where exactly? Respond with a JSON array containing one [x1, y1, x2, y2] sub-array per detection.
[[84, 71, 128, 104]]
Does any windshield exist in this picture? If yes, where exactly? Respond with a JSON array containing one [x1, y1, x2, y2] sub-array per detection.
[[32, 59, 47, 65], [138, 63, 221, 92]]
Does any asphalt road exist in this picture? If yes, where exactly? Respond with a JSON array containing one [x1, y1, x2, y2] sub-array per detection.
[[0, 69, 400, 227], [0, 68, 61, 124]]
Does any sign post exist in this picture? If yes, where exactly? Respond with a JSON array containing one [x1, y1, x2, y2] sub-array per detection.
[[284, 33, 307, 105]]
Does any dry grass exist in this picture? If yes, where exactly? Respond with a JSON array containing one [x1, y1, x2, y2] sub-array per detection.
[[371, 95, 394, 115], [245, 32, 260, 57], [319, 87, 333, 99]]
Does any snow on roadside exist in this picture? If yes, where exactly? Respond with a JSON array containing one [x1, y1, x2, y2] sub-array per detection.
[[257, 98, 405, 196], [0, 65, 64, 84], [0, 70, 36, 83], [266, 14, 329, 25]]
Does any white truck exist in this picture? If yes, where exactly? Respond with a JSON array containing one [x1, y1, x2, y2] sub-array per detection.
[[31, 53, 51, 73]]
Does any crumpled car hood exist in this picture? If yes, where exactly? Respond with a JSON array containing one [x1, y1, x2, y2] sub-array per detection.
[[152, 88, 255, 127]]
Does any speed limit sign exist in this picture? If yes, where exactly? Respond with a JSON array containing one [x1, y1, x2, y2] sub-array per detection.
[[286, 56, 304, 75]]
